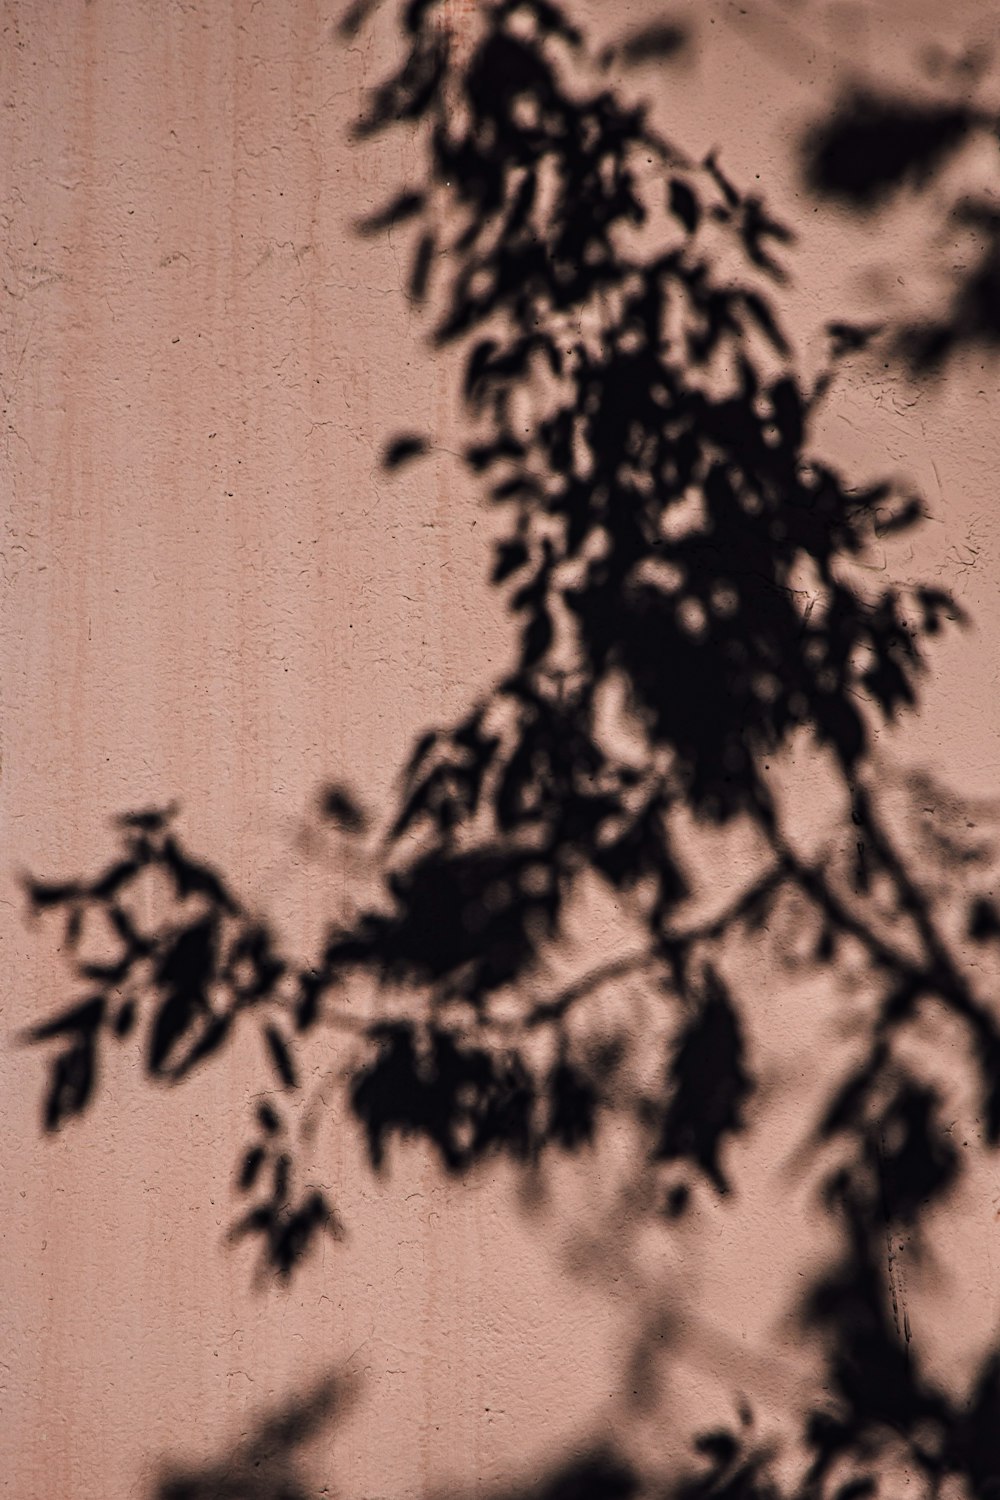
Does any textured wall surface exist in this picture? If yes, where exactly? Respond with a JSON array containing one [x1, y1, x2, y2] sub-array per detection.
[[4, 2, 1000, 1497]]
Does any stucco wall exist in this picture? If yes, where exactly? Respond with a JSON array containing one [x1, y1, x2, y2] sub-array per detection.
[[4, 2, 1000, 1497]]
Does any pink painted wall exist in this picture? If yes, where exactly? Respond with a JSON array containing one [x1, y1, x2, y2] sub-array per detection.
[[4, 1, 1000, 1496]]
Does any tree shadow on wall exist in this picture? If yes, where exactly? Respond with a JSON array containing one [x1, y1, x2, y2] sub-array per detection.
[[149, 1319, 1000, 1500], [152, 1368, 640, 1500], [802, 56, 1000, 370], [152, 1373, 349, 1500], [154, 1383, 801, 1500], [22, 3, 1000, 1499]]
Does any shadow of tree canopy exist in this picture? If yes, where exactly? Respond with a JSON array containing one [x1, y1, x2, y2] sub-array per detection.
[[22, 3, 1000, 1499], [801, 61, 1000, 370]]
